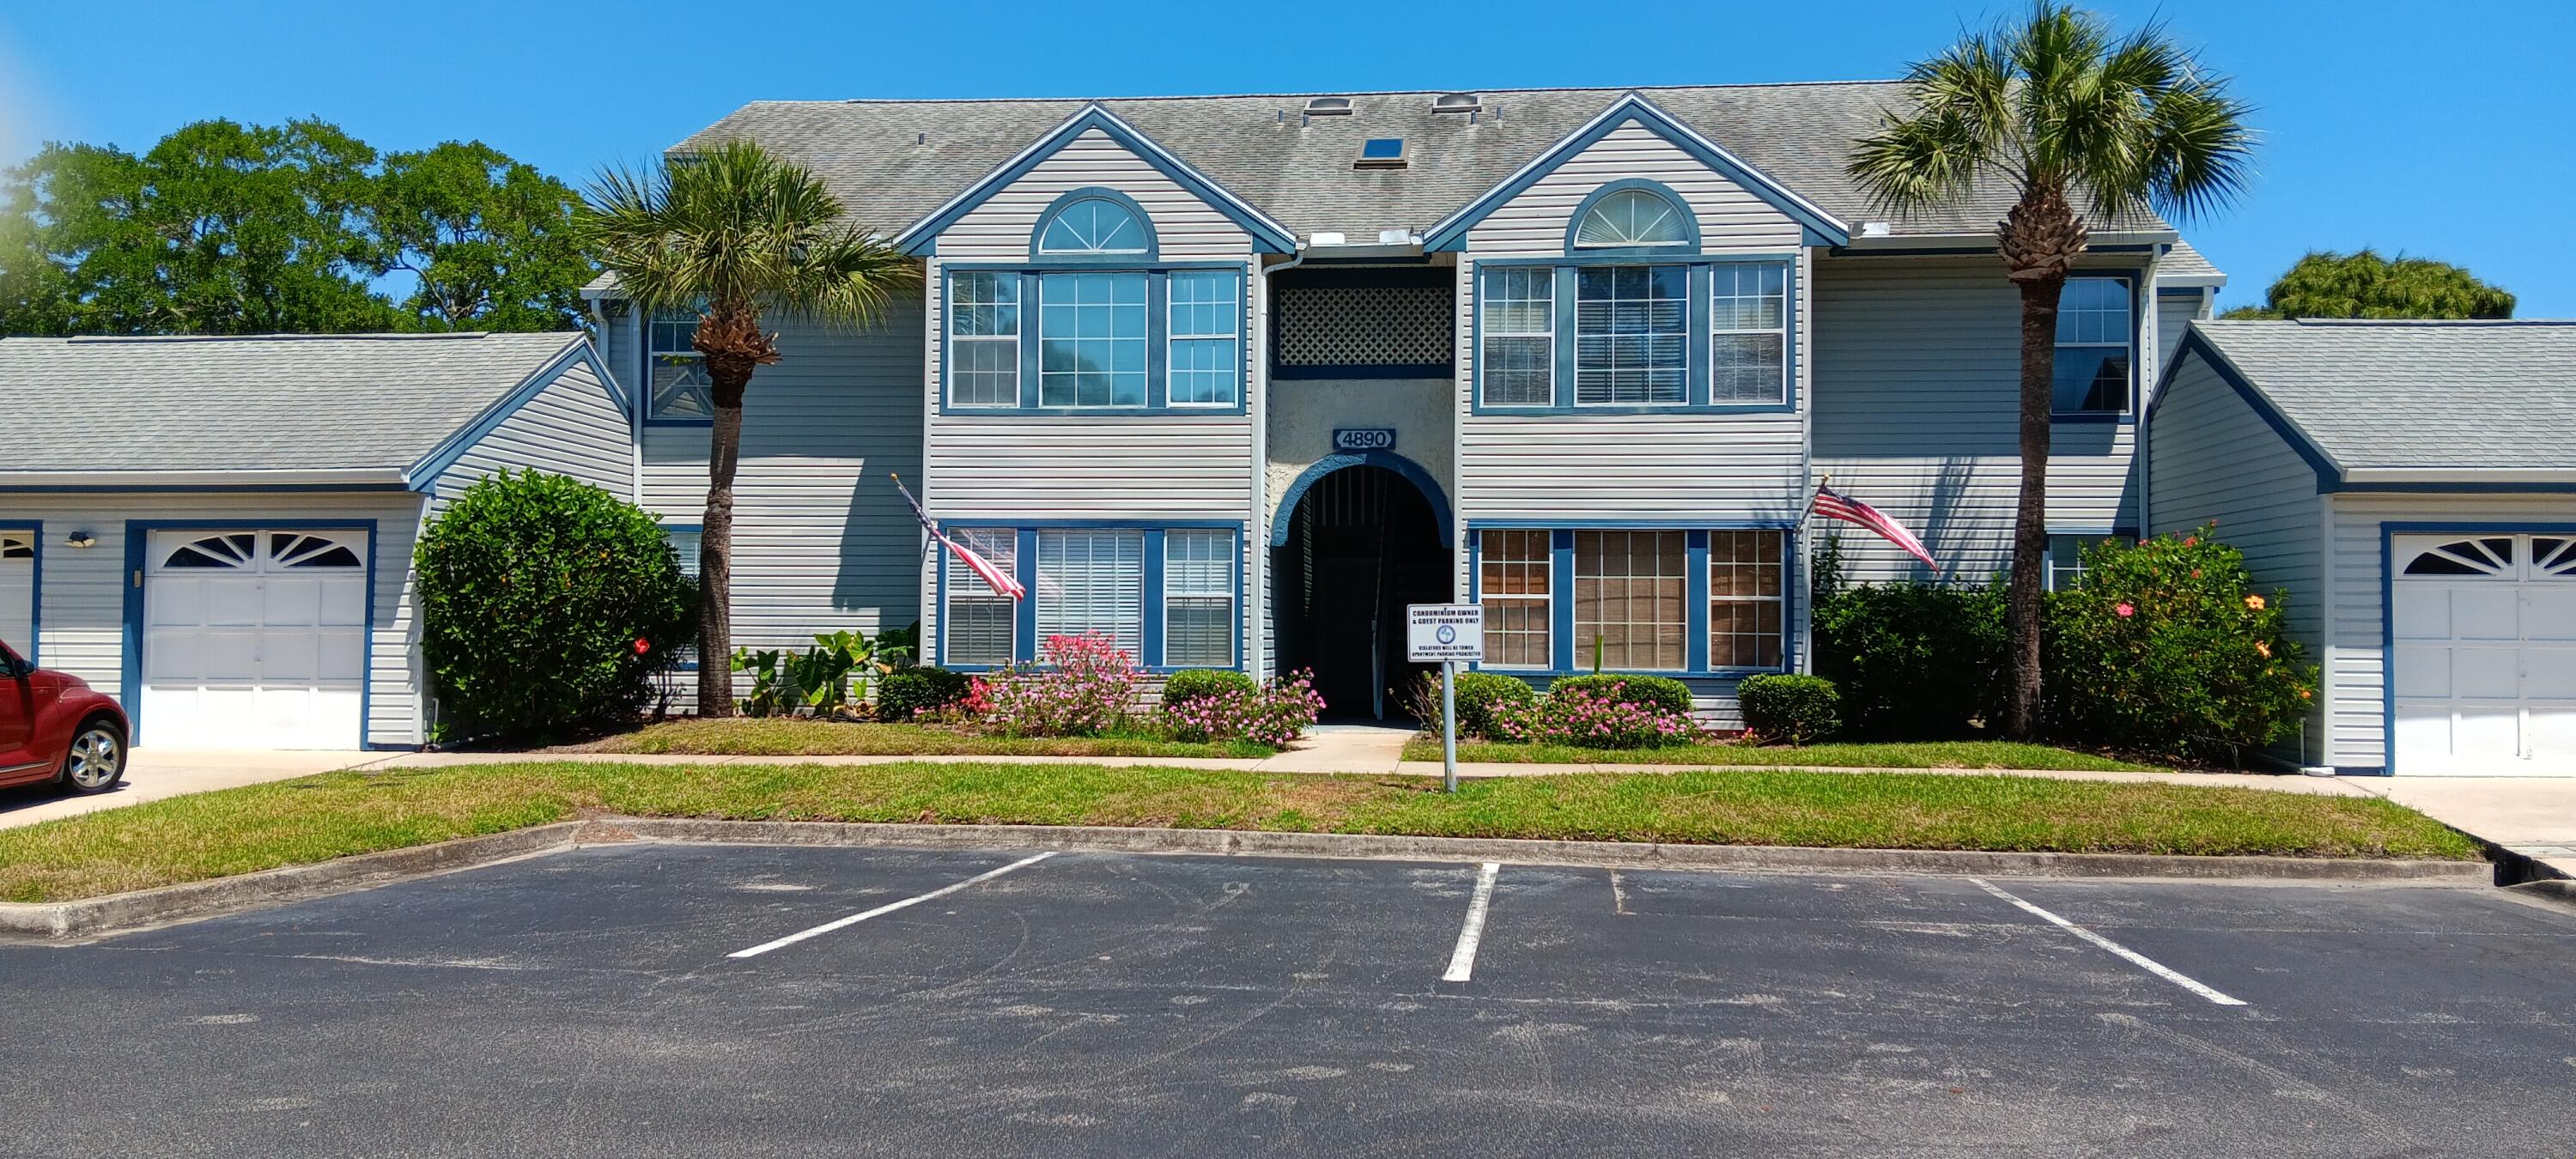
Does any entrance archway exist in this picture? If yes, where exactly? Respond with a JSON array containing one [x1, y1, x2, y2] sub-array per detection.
[[1272, 458, 1452, 720]]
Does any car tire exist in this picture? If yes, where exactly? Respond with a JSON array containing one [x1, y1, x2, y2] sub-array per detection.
[[58, 719, 126, 796]]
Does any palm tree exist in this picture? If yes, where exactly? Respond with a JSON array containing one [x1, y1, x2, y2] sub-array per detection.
[[582, 140, 918, 716], [1848, 3, 2255, 738]]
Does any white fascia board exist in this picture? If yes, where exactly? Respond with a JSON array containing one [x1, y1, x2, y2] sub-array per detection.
[[0, 469, 410, 488], [1835, 228, 2182, 252], [2341, 467, 2576, 486]]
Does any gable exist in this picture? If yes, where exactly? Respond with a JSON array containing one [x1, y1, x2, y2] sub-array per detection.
[[893, 106, 1295, 258], [1423, 94, 1850, 255]]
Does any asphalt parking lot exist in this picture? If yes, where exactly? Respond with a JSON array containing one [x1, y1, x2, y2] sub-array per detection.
[[3, 842, 2572, 1157]]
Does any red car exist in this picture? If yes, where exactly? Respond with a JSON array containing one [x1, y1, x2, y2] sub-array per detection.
[[0, 640, 127, 796]]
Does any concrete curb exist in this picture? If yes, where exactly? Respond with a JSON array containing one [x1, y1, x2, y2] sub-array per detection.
[[0, 822, 590, 941], [0, 817, 2489, 942]]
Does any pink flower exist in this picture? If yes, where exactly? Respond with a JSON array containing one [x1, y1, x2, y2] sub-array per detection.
[[2115, 603, 2136, 618]]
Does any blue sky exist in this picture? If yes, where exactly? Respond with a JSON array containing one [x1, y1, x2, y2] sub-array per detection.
[[2, 0, 2567, 314]]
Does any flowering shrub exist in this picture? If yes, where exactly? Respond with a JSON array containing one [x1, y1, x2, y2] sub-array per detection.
[[965, 633, 1141, 737], [1546, 673, 1695, 719], [1160, 670, 1327, 747], [2043, 526, 2318, 762], [1491, 683, 1698, 749]]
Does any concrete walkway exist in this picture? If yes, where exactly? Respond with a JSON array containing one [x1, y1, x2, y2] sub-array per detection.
[[0, 749, 393, 831], [2349, 777, 2576, 879]]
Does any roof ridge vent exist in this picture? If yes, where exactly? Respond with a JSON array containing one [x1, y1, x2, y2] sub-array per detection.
[[1303, 96, 1353, 117], [1432, 92, 1481, 114]]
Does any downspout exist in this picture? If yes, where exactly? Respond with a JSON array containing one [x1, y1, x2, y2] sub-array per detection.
[[1254, 245, 1308, 679]]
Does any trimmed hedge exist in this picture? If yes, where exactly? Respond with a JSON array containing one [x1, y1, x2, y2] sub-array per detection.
[[1160, 668, 1258, 707], [1814, 580, 2006, 737], [1547, 673, 1695, 719], [876, 666, 972, 721], [1453, 671, 1538, 738], [1736, 674, 1841, 745]]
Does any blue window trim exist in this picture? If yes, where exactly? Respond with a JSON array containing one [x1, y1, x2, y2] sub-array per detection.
[[939, 265, 1248, 416], [1564, 179, 1702, 256], [1422, 93, 1850, 252], [0, 520, 39, 664], [1471, 253, 1797, 416], [2050, 271, 2143, 425], [2375, 522, 2576, 777], [120, 519, 380, 748], [892, 104, 1297, 257], [934, 519, 1246, 674], [1464, 520, 1798, 680], [1028, 187, 1160, 264]]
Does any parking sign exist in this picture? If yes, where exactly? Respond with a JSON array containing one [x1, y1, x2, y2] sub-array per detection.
[[1406, 604, 1484, 663]]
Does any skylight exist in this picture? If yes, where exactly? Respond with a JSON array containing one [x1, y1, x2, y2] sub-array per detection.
[[1303, 96, 1353, 116], [1356, 137, 1407, 169]]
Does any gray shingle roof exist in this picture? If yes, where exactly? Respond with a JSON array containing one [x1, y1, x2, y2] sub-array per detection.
[[2160, 239, 2224, 283], [678, 83, 2176, 244], [0, 331, 586, 476], [2185, 319, 2576, 472]]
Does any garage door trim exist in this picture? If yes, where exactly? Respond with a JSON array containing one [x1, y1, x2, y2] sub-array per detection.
[[2383, 520, 2576, 776], [120, 518, 378, 748], [0, 520, 37, 664]]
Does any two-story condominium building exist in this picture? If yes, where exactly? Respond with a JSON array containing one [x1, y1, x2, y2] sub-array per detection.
[[584, 82, 2226, 725]]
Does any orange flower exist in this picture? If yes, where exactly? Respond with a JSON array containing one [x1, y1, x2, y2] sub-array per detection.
[[2184, 537, 2198, 547], [2255, 640, 2271, 658], [2299, 688, 2313, 701], [2245, 594, 2266, 610]]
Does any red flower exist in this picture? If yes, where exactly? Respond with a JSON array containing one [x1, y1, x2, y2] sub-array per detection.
[[633, 637, 650, 655], [2114, 602, 2136, 618]]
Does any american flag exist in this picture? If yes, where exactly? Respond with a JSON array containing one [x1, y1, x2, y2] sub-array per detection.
[[1812, 482, 1940, 572], [892, 475, 1026, 599]]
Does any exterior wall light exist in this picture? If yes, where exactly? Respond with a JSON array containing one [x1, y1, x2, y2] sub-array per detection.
[[64, 531, 96, 549]]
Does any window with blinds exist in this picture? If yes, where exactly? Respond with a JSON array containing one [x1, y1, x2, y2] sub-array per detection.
[[1036, 530, 1145, 658], [1163, 530, 1236, 667], [943, 527, 1018, 666], [1478, 530, 1552, 668], [1708, 530, 1784, 669], [1575, 530, 1687, 671]]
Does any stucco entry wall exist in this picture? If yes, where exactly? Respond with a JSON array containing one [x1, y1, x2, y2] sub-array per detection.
[[1264, 378, 1454, 524]]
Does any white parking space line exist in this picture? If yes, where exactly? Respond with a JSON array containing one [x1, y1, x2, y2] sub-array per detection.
[[1442, 862, 1503, 982], [1968, 877, 2247, 1006], [728, 852, 1058, 960]]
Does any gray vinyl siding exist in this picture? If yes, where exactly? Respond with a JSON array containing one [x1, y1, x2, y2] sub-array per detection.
[[937, 127, 1255, 261], [2145, 353, 2327, 764], [2154, 290, 2208, 370], [1810, 256, 2146, 584], [2322, 492, 2576, 771], [428, 358, 633, 503], [4, 490, 431, 748], [614, 304, 928, 654], [1462, 123, 1804, 254]]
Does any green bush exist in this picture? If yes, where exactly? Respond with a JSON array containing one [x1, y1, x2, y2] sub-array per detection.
[[2042, 527, 2318, 762], [1453, 671, 1539, 738], [1814, 580, 2005, 737], [1547, 673, 1695, 719], [1160, 669, 1257, 707], [877, 666, 972, 721], [1735, 674, 1842, 745], [415, 470, 694, 740]]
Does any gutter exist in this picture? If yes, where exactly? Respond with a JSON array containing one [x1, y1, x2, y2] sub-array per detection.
[[2339, 467, 2576, 487], [0, 468, 409, 490]]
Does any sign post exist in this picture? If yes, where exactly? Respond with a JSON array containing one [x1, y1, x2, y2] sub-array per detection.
[[1406, 604, 1484, 792]]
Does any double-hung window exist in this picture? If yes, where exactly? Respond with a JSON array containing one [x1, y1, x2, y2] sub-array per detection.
[[2053, 276, 2135, 416], [1575, 531, 1688, 671], [646, 308, 713, 421], [1575, 265, 1687, 405], [1709, 531, 1784, 668], [1036, 529, 1145, 657], [2044, 532, 2134, 592], [1478, 530, 1552, 669], [1163, 531, 1236, 667], [948, 273, 1021, 407], [1479, 267, 1555, 406], [1710, 263, 1789, 404], [1039, 272, 1148, 408], [1167, 270, 1239, 406], [944, 527, 1018, 666]]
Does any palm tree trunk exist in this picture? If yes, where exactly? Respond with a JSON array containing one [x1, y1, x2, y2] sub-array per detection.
[[1997, 185, 2087, 740], [696, 370, 749, 718]]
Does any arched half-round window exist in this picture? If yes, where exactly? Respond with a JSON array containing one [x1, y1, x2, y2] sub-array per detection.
[[1572, 185, 1695, 249], [1037, 196, 1151, 257]]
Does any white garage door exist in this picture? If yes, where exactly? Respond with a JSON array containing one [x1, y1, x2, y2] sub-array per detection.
[[0, 531, 32, 652], [143, 529, 368, 749], [2391, 533, 2576, 776]]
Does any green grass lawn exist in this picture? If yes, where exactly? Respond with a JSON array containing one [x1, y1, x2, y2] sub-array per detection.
[[1404, 737, 2154, 771], [0, 761, 2477, 903], [562, 718, 1273, 760]]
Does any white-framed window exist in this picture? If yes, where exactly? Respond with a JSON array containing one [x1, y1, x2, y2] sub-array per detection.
[[1709, 531, 1785, 669], [646, 308, 713, 420], [660, 526, 702, 667], [1574, 530, 1687, 671], [1167, 270, 1239, 406], [1038, 272, 1148, 408], [1574, 265, 1687, 405], [1163, 530, 1236, 667], [2053, 276, 2135, 416], [1038, 197, 1149, 256], [1573, 188, 1693, 249], [1479, 266, 1554, 406], [2044, 533, 2133, 592], [1710, 262, 1789, 404], [1478, 530, 1552, 669], [945, 527, 1018, 667], [948, 272, 1020, 407], [1036, 529, 1144, 658]]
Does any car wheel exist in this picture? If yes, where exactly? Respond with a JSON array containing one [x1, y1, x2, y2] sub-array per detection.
[[60, 721, 126, 795]]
